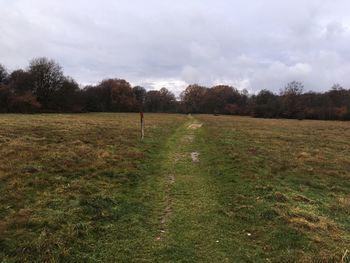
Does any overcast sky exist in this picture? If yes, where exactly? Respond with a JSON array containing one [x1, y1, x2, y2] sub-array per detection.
[[1, 0, 350, 94]]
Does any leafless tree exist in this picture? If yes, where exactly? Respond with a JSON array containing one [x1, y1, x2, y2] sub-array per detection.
[[28, 57, 65, 109]]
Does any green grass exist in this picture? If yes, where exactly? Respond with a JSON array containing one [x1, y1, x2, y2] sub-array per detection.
[[1, 113, 350, 262], [195, 115, 350, 262], [0, 113, 187, 262]]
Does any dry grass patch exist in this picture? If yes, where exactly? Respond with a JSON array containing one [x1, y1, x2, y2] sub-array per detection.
[[187, 123, 202, 130], [0, 113, 187, 262]]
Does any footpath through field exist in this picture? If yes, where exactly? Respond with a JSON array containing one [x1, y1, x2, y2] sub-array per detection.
[[153, 115, 231, 262]]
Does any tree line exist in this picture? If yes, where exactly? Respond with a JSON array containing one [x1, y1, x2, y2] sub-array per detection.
[[1, 57, 350, 120]]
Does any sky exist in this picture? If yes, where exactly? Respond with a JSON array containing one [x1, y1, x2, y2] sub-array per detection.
[[1, 0, 350, 95]]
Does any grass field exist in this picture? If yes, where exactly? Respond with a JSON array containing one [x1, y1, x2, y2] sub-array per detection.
[[0, 113, 350, 262]]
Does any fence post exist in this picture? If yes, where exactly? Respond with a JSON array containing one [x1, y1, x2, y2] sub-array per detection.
[[140, 112, 144, 140]]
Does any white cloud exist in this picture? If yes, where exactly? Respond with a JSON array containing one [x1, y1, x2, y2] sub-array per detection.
[[136, 78, 188, 96]]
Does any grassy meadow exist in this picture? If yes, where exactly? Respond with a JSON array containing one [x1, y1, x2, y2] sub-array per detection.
[[0, 113, 187, 262], [0, 113, 350, 262], [195, 115, 350, 262]]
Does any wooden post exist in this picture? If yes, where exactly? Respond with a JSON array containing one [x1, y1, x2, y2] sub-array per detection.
[[140, 112, 144, 140]]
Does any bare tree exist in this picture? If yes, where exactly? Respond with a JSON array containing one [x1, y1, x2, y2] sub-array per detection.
[[28, 57, 65, 109], [281, 81, 304, 96], [0, 64, 8, 84], [280, 81, 304, 118]]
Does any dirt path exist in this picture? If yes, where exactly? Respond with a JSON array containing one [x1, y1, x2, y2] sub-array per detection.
[[156, 116, 203, 240], [154, 115, 229, 262]]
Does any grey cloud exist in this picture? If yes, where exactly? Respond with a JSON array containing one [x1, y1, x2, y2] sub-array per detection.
[[1, 0, 350, 95]]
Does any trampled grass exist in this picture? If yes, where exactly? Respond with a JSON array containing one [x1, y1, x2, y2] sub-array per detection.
[[1, 113, 350, 262]]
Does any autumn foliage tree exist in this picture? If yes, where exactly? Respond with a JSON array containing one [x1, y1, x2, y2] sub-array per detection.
[[181, 84, 207, 113], [98, 79, 137, 112], [111, 79, 137, 112]]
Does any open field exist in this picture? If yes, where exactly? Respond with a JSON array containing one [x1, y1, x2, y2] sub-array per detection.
[[1, 113, 350, 262]]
